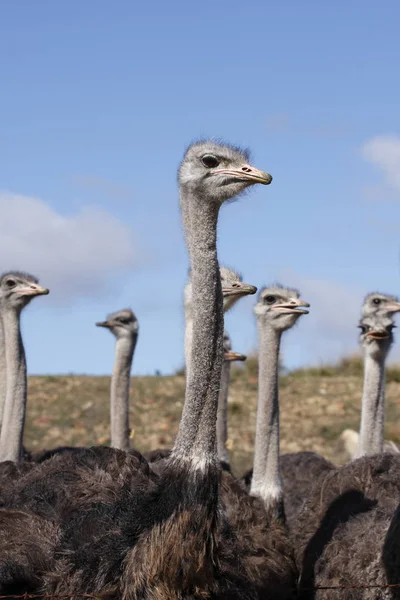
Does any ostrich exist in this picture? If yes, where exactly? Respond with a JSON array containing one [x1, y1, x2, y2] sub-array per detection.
[[243, 285, 318, 520], [240, 285, 334, 527], [295, 311, 400, 599], [353, 313, 396, 458], [0, 273, 56, 595], [96, 309, 139, 451], [339, 291, 400, 459], [7, 141, 298, 599], [0, 272, 49, 463]]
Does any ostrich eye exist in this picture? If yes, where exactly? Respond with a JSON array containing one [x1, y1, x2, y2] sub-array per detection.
[[117, 317, 129, 325], [373, 298, 381, 305], [388, 325, 396, 333], [5, 279, 16, 288], [264, 295, 276, 304], [359, 325, 367, 334], [201, 155, 220, 169]]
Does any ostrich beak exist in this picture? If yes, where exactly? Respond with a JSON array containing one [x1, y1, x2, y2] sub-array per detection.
[[385, 302, 400, 314], [366, 330, 390, 340], [17, 284, 49, 296], [96, 321, 111, 328], [224, 350, 247, 362], [215, 165, 272, 185], [272, 298, 310, 315], [223, 283, 257, 298]]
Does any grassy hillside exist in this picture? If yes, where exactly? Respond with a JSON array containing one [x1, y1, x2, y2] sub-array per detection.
[[25, 356, 400, 475]]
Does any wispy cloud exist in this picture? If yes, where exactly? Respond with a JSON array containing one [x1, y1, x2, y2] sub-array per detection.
[[361, 135, 400, 192], [0, 192, 138, 303]]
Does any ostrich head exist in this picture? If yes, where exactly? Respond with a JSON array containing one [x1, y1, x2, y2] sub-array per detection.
[[220, 266, 257, 312], [184, 265, 257, 316], [178, 140, 272, 203], [254, 284, 310, 331], [358, 313, 394, 360], [0, 271, 49, 311], [362, 292, 400, 317], [96, 309, 139, 340]]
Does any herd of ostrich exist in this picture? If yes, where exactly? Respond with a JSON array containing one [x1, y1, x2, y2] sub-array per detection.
[[1, 140, 400, 599]]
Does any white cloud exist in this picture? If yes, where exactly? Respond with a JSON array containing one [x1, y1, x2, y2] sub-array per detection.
[[0, 192, 138, 302], [361, 135, 400, 192]]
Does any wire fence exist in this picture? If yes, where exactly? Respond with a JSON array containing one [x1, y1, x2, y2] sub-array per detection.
[[2, 583, 400, 598], [0, 596, 98, 599]]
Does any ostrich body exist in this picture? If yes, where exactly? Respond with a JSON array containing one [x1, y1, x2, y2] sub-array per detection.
[[0, 272, 49, 463], [295, 312, 400, 598], [96, 309, 139, 451], [6, 141, 296, 599], [0, 507, 59, 596]]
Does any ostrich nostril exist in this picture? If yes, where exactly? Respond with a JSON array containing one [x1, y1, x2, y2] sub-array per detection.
[[241, 167, 252, 173]]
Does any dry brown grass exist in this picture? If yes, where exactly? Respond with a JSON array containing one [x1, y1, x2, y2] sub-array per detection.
[[25, 356, 400, 476]]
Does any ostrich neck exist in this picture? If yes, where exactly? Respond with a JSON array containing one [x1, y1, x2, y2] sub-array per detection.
[[110, 335, 136, 451], [250, 322, 283, 513], [184, 310, 193, 384], [172, 192, 223, 469], [0, 314, 6, 428], [0, 307, 26, 463], [216, 356, 231, 465], [355, 350, 386, 458], [185, 311, 230, 465]]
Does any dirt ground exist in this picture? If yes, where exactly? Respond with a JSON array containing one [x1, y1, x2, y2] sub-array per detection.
[[25, 358, 400, 476]]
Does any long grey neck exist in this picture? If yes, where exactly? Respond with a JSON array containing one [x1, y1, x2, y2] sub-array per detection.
[[0, 307, 26, 463], [355, 350, 386, 458], [110, 334, 136, 451], [217, 353, 231, 466], [172, 193, 223, 469], [0, 313, 6, 429], [185, 309, 230, 465], [251, 323, 283, 512], [184, 311, 193, 384]]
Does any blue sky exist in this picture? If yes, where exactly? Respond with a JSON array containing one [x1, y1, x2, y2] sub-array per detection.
[[1, 1, 400, 375]]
